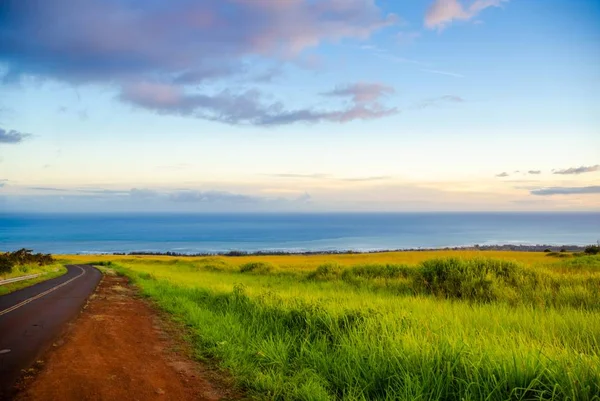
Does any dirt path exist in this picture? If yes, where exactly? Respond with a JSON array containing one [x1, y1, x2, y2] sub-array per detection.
[[15, 271, 242, 401]]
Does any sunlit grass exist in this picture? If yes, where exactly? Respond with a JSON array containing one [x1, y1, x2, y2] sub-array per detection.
[[65, 251, 600, 400]]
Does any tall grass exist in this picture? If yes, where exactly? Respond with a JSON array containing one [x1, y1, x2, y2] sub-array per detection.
[[99, 253, 600, 400]]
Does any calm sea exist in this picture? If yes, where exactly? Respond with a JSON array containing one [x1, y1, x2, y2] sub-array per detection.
[[0, 213, 598, 254]]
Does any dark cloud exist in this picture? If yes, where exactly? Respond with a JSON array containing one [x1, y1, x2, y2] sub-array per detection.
[[495, 172, 509, 178], [530, 186, 600, 196], [1, 0, 395, 85], [553, 165, 600, 175], [169, 190, 259, 203], [120, 82, 398, 125], [0, 127, 31, 144], [527, 170, 541, 175], [1, 1, 399, 126]]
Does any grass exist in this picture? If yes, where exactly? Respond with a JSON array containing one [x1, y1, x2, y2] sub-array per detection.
[[0, 263, 67, 296], [64, 251, 600, 400]]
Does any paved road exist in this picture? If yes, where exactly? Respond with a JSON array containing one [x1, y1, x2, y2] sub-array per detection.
[[0, 265, 101, 399]]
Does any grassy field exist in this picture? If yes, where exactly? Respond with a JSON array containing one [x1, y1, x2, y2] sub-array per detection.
[[64, 251, 600, 400], [0, 263, 67, 296]]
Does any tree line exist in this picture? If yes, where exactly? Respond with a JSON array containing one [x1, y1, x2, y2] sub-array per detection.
[[0, 249, 55, 274]]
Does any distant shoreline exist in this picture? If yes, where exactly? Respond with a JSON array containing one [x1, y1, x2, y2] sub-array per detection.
[[64, 244, 594, 256]]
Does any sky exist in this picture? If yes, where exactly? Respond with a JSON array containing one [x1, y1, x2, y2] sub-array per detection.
[[0, 0, 599, 212]]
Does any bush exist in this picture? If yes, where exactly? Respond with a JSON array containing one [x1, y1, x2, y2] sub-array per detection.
[[0, 255, 14, 274], [307, 263, 343, 280], [414, 258, 538, 303], [239, 261, 275, 274], [584, 245, 600, 255]]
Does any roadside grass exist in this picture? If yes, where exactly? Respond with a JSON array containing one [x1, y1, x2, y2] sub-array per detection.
[[0, 264, 67, 296], [78, 252, 600, 400]]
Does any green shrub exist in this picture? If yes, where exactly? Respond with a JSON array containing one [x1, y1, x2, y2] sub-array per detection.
[[584, 245, 600, 255], [414, 258, 539, 303], [0, 255, 14, 274], [307, 263, 343, 280], [239, 261, 275, 274]]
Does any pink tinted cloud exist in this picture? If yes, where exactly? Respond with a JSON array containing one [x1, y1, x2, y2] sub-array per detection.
[[425, 0, 508, 30]]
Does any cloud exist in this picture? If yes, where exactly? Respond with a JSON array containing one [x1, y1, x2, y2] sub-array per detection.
[[495, 172, 509, 177], [169, 190, 259, 203], [120, 81, 398, 125], [425, 0, 508, 30], [1, 0, 396, 85], [527, 170, 541, 175], [553, 165, 600, 175], [323, 83, 395, 104], [411, 95, 465, 110], [530, 186, 600, 196], [339, 176, 391, 182], [0, 179, 6, 188], [129, 188, 158, 199], [0, 127, 31, 144], [266, 173, 331, 179]]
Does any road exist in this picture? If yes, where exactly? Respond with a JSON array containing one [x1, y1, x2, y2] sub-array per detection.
[[0, 265, 101, 399]]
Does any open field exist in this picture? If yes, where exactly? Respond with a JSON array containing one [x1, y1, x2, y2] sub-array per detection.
[[62, 251, 600, 400]]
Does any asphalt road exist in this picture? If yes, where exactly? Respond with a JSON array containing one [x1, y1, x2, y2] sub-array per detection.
[[0, 265, 102, 399]]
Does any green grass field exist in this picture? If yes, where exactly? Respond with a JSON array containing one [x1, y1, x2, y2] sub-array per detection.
[[66, 251, 600, 400]]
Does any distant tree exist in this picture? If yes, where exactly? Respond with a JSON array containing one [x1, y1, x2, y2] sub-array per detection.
[[560, 248, 567, 253], [584, 245, 600, 255], [543, 249, 552, 253], [0, 254, 14, 274]]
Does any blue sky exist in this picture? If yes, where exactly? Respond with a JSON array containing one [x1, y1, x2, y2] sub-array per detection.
[[1, 0, 599, 212]]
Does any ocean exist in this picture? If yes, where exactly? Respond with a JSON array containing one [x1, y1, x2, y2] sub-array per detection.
[[1, 212, 598, 254]]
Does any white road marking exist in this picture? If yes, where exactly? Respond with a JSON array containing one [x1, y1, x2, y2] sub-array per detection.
[[0, 266, 86, 318]]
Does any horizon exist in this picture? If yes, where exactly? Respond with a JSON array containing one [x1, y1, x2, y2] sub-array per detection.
[[1, 0, 599, 212]]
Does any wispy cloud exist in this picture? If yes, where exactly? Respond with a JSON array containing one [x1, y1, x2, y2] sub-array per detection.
[[425, 0, 509, 30], [266, 173, 331, 179], [339, 176, 391, 182], [169, 190, 259, 203], [0, 128, 31, 144], [323, 83, 395, 104], [527, 170, 541, 175], [530, 186, 600, 196], [421, 69, 464, 78], [553, 165, 600, 175], [411, 95, 465, 110], [495, 172, 509, 178]]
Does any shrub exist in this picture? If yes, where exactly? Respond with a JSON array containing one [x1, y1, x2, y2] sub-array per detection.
[[584, 245, 600, 255], [414, 258, 538, 303], [0, 255, 14, 274], [307, 263, 343, 280], [239, 261, 275, 274]]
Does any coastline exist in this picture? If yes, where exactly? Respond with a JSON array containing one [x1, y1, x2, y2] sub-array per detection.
[[68, 243, 593, 256]]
